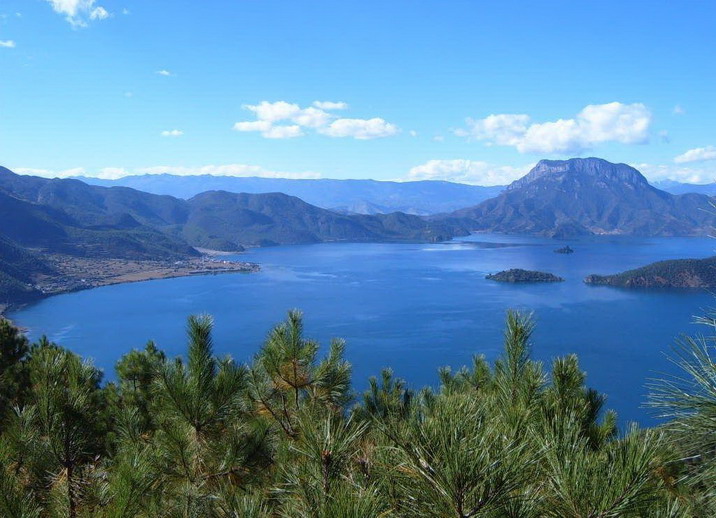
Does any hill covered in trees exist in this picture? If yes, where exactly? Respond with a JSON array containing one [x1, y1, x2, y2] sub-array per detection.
[[0, 167, 467, 253], [0, 167, 468, 305], [0, 310, 713, 517], [79, 174, 505, 215], [486, 268, 564, 283], [585, 256, 716, 288]]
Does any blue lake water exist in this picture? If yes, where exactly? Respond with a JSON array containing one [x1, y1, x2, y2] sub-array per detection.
[[9, 233, 716, 426]]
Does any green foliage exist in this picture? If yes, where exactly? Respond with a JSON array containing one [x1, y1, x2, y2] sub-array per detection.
[[0, 318, 31, 420], [486, 268, 564, 283], [586, 256, 716, 288], [649, 314, 716, 512], [0, 309, 714, 516]]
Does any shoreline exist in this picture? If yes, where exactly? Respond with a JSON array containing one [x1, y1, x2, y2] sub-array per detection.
[[1, 256, 260, 321]]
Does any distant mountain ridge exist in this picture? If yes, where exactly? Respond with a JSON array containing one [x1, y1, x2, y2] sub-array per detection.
[[4, 158, 714, 305], [445, 158, 715, 237], [653, 179, 716, 196], [0, 166, 470, 304], [76, 175, 505, 215], [0, 167, 466, 251]]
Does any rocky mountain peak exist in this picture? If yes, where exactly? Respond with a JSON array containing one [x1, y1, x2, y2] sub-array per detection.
[[508, 157, 649, 191]]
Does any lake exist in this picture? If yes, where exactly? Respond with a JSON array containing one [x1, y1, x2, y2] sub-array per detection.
[[9, 233, 716, 426]]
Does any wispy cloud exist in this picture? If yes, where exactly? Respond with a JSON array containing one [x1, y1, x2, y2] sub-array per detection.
[[405, 159, 531, 186], [674, 146, 716, 164], [14, 164, 322, 181], [0, 40, 16, 48], [634, 163, 716, 184], [233, 100, 399, 140], [319, 118, 398, 140], [160, 129, 184, 137], [456, 102, 652, 154], [44, 0, 111, 27], [312, 101, 348, 110], [156, 69, 173, 76]]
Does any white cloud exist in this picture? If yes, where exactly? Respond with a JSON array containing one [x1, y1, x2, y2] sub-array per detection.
[[312, 101, 348, 110], [89, 6, 109, 20], [291, 107, 333, 128], [15, 167, 88, 178], [244, 101, 301, 122], [319, 118, 399, 139], [409, 130, 418, 137], [457, 102, 652, 154], [673, 104, 685, 115], [633, 163, 716, 184], [674, 146, 716, 164], [433, 135, 445, 142], [457, 114, 530, 145], [405, 159, 531, 186], [14, 164, 322, 181], [232, 119, 304, 139], [233, 120, 272, 133], [262, 125, 304, 139], [156, 69, 173, 76], [160, 129, 183, 137], [241, 101, 331, 128], [0, 40, 16, 48], [44, 0, 111, 27], [234, 100, 399, 140], [122, 8, 130, 15]]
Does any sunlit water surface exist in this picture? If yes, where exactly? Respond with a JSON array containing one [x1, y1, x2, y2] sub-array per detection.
[[10, 233, 716, 426]]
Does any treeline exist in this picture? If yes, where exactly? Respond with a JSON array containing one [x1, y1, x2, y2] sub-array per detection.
[[0, 310, 714, 517]]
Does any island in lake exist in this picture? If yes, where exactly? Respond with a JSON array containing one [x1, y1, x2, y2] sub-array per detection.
[[585, 256, 716, 288], [486, 269, 564, 283], [554, 245, 574, 254]]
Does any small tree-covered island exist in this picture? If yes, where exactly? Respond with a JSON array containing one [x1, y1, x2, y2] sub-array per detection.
[[554, 245, 575, 254], [486, 268, 565, 283], [1, 310, 714, 517]]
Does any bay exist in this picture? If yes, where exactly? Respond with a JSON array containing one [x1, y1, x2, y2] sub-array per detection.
[[9, 233, 716, 426]]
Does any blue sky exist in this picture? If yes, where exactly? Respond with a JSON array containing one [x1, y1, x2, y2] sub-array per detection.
[[1, 0, 715, 184]]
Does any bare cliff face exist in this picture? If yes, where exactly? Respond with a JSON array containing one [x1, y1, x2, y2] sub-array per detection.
[[508, 158, 650, 191], [447, 158, 716, 238]]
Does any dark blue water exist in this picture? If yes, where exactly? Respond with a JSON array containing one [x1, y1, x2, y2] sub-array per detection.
[[9, 234, 716, 426]]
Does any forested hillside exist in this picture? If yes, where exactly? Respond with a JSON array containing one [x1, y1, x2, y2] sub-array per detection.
[[0, 166, 467, 305], [0, 310, 713, 517], [586, 256, 716, 288], [78, 175, 505, 215], [0, 166, 467, 253]]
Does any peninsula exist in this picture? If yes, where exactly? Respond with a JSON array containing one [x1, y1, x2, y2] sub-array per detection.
[[0, 254, 259, 317], [585, 256, 716, 288]]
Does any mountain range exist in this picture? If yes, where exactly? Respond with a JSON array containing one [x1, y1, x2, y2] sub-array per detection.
[[444, 158, 716, 237], [0, 167, 466, 252], [652, 179, 716, 196], [76, 175, 504, 215], [2, 158, 715, 305], [0, 166, 469, 303], [76, 172, 716, 216]]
